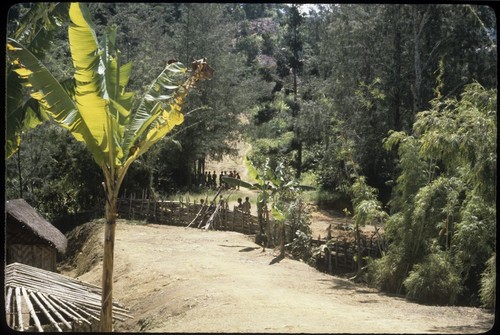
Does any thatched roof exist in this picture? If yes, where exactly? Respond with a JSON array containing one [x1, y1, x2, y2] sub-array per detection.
[[6, 199, 67, 254], [5, 262, 133, 332]]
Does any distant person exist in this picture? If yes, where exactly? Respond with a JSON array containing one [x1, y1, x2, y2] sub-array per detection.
[[212, 171, 217, 189], [242, 196, 251, 214], [235, 172, 241, 189], [204, 171, 210, 188], [229, 170, 235, 189], [236, 198, 243, 211]]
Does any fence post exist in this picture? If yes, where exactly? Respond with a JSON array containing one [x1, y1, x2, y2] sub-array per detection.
[[128, 195, 133, 219], [335, 240, 338, 268]]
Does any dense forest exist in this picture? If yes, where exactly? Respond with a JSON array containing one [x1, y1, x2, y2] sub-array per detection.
[[6, 3, 496, 310]]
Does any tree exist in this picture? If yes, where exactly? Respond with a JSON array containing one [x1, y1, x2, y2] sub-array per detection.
[[145, 3, 253, 192], [282, 4, 304, 178], [7, 3, 213, 330], [223, 159, 314, 257], [5, 122, 104, 222]]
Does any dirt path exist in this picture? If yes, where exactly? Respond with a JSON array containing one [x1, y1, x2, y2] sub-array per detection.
[[205, 140, 253, 184], [70, 221, 493, 333]]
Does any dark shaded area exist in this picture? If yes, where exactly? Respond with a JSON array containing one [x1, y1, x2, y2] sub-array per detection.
[[269, 254, 284, 265]]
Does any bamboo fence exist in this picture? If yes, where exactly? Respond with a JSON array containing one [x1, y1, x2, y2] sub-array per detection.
[[117, 196, 261, 235], [116, 195, 384, 272], [314, 232, 385, 273]]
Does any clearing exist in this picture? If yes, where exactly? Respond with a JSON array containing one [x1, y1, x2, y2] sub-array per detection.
[[62, 220, 494, 333], [60, 141, 494, 333]]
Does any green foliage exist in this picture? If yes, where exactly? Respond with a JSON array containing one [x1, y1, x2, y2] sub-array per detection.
[[370, 82, 497, 304], [5, 122, 104, 222], [451, 193, 496, 282], [236, 34, 262, 65], [6, 3, 70, 159], [285, 200, 313, 263], [367, 240, 408, 293], [383, 131, 428, 212], [479, 253, 496, 309], [403, 248, 462, 305], [414, 82, 497, 202]]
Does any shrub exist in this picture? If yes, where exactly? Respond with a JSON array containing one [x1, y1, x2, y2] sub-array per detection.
[[367, 243, 408, 293], [403, 250, 462, 305], [479, 253, 496, 309]]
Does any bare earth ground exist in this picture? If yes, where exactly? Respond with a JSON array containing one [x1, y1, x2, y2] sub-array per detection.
[[65, 221, 494, 333], [63, 141, 494, 333]]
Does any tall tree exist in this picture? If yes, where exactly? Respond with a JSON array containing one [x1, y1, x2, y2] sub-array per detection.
[[150, 3, 259, 190], [283, 4, 304, 178], [7, 3, 212, 330]]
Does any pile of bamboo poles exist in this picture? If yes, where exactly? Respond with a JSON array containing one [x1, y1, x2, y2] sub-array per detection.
[[5, 262, 133, 332]]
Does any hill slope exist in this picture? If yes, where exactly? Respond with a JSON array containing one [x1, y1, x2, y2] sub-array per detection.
[[65, 221, 493, 333]]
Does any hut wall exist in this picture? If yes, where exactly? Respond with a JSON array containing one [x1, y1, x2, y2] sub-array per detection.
[[7, 244, 57, 272]]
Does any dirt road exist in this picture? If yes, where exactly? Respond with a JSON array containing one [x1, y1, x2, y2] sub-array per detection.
[[67, 221, 494, 333]]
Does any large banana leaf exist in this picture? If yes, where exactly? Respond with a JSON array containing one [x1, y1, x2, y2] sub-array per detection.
[[5, 70, 48, 158], [11, 2, 70, 58], [121, 62, 189, 164], [5, 2, 71, 158], [221, 176, 259, 190], [68, 2, 111, 157], [7, 38, 106, 165]]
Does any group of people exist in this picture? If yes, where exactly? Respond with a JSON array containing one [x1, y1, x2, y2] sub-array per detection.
[[235, 196, 251, 214], [195, 170, 242, 190]]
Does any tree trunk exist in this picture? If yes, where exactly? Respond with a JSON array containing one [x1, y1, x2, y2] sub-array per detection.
[[391, 5, 403, 131], [293, 68, 302, 180], [356, 221, 362, 276], [280, 222, 286, 258], [412, 6, 429, 115], [17, 146, 23, 198], [100, 195, 117, 332]]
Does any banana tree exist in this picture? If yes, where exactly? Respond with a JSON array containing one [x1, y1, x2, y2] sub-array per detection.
[[7, 2, 213, 331], [223, 159, 313, 255]]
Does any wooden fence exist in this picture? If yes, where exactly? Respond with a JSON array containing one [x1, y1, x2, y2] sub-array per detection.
[[116, 196, 385, 273], [116, 197, 261, 235], [313, 232, 385, 274]]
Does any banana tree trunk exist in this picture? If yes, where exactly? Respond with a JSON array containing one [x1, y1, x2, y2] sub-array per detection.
[[355, 221, 362, 277], [100, 184, 118, 331], [279, 222, 286, 258]]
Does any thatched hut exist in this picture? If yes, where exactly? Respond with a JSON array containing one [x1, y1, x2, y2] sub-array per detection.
[[5, 199, 67, 272]]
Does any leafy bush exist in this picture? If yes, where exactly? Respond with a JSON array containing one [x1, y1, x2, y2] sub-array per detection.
[[287, 229, 313, 264], [5, 123, 104, 222], [285, 200, 313, 263], [367, 242, 408, 293], [479, 253, 496, 309], [403, 250, 462, 305]]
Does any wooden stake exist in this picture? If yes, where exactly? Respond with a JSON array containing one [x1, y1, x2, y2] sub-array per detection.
[[15, 287, 24, 331], [36, 291, 72, 329], [6, 287, 13, 327], [29, 291, 62, 332], [21, 287, 43, 332]]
